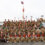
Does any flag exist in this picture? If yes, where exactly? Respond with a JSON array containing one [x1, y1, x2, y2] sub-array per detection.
[[22, 8, 25, 20], [21, 1, 24, 4], [22, 8, 24, 12]]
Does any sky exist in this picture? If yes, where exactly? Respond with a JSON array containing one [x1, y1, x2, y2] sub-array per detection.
[[0, 0, 45, 21]]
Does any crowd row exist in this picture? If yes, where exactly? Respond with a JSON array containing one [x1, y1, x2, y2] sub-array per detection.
[[0, 18, 45, 42]]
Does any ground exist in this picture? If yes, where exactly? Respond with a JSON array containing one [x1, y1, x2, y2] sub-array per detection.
[[0, 42, 45, 45]]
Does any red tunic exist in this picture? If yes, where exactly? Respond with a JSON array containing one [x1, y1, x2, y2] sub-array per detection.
[[10, 35, 12, 37], [19, 34, 21, 37], [37, 34, 40, 37], [42, 33, 45, 37], [15, 35, 17, 37], [23, 34, 26, 37], [27, 34, 31, 37]]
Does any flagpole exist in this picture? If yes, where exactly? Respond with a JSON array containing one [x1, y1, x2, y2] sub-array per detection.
[[26, 16, 27, 21], [21, 1, 25, 21], [23, 6, 25, 21], [14, 17, 16, 21], [31, 16, 33, 22]]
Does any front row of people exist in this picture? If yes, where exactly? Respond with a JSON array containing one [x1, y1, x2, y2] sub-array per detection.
[[6, 32, 45, 43]]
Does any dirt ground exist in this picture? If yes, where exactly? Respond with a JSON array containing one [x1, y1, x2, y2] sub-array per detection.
[[0, 42, 45, 45]]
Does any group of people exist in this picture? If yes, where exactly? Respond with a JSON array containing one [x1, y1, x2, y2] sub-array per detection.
[[0, 18, 45, 42]]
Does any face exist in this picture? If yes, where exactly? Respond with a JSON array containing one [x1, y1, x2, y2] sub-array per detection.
[[33, 32, 35, 35]]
